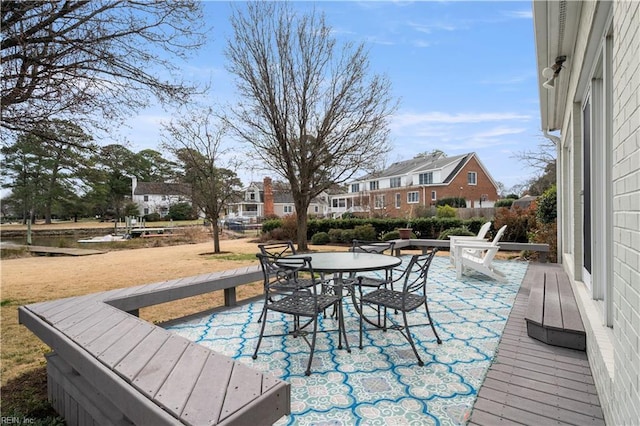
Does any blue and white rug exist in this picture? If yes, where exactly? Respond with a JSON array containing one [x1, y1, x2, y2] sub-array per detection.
[[166, 256, 528, 425]]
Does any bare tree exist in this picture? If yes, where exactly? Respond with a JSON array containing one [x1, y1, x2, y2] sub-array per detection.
[[1, 0, 207, 138], [224, 2, 397, 251], [161, 108, 242, 253], [513, 135, 557, 195]]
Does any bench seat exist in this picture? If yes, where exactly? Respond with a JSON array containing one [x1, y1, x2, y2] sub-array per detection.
[[19, 265, 290, 426], [523, 264, 586, 351]]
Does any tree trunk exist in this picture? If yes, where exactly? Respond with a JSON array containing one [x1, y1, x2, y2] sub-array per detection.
[[296, 209, 309, 252], [212, 222, 221, 253]]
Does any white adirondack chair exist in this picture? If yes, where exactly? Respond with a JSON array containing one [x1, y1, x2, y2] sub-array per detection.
[[454, 225, 508, 282], [449, 221, 492, 266]]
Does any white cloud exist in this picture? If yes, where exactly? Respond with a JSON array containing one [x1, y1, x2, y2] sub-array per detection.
[[504, 10, 533, 19], [391, 111, 532, 127], [473, 126, 527, 138]]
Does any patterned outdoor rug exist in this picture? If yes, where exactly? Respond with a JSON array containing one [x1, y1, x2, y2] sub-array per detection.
[[166, 256, 528, 425]]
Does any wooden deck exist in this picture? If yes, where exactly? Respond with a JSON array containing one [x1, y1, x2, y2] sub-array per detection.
[[1, 243, 105, 256], [468, 265, 605, 426], [19, 265, 290, 426]]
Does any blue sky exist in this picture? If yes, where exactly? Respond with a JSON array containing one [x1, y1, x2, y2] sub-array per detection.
[[122, 1, 544, 193]]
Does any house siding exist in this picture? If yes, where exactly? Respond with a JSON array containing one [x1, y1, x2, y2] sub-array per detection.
[[547, 1, 640, 424], [611, 1, 640, 424]]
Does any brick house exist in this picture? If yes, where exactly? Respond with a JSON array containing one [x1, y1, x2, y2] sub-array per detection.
[[533, 1, 640, 423], [330, 152, 499, 218], [130, 176, 192, 217]]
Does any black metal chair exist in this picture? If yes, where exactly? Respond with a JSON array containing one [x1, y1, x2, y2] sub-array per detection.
[[256, 241, 319, 323], [253, 253, 350, 375], [358, 249, 442, 366], [348, 239, 397, 288]]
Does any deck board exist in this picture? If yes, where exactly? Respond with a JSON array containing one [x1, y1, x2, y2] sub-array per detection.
[[155, 343, 211, 415], [116, 328, 169, 380], [96, 320, 156, 367], [220, 362, 264, 422], [133, 335, 189, 398], [181, 351, 234, 425]]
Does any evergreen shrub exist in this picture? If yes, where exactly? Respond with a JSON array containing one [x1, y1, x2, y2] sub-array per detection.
[[438, 227, 475, 240], [311, 232, 330, 245], [436, 205, 457, 218]]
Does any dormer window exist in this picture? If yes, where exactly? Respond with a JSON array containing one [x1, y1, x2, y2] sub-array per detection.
[[390, 177, 401, 188], [351, 183, 360, 193], [369, 181, 379, 190], [419, 172, 433, 185]]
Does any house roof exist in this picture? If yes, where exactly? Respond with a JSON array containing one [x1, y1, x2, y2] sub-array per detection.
[[359, 152, 472, 182], [134, 182, 191, 196]]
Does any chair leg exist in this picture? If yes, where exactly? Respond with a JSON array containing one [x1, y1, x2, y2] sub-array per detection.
[[252, 306, 269, 360], [305, 317, 319, 376], [359, 297, 364, 349], [337, 299, 351, 353], [424, 302, 442, 344], [401, 310, 423, 366]]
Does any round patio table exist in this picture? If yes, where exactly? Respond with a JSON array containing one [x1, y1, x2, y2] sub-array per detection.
[[282, 251, 402, 275], [280, 252, 402, 326]]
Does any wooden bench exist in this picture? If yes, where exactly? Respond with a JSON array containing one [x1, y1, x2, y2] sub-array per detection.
[[390, 238, 550, 262], [523, 264, 586, 350], [19, 265, 291, 426]]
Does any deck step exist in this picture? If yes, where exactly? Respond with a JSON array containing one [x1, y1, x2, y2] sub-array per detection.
[[524, 264, 585, 351]]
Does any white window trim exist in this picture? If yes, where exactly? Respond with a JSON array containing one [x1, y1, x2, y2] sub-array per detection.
[[467, 172, 477, 186]]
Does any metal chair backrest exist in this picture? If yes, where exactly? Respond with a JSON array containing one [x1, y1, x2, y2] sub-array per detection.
[[397, 249, 438, 295], [256, 253, 316, 294], [258, 241, 297, 258], [350, 240, 396, 254]]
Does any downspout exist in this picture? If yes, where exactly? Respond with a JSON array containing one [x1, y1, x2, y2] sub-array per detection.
[[543, 129, 562, 263]]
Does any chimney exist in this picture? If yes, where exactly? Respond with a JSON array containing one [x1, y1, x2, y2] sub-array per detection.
[[263, 177, 274, 217]]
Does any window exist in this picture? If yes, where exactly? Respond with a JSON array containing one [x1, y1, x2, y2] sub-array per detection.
[[419, 172, 433, 185], [395, 193, 401, 208], [284, 205, 293, 214], [467, 172, 477, 185], [143, 195, 149, 202], [249, 192, 255, 200], [431, 191, 437, 201], [581, 23, 613, 327], [351, 183, 360, 193], [314, 206, 319, 213], [144, 208, 149, 215], [374, 194, 385, 209], [332, 198, 346, 208], [407, 192, 419, 203], [369, 180, 379, 190], [390, 177, 401, 188]]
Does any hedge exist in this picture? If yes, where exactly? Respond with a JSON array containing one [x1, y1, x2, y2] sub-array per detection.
[[263, 216, 489, 240]]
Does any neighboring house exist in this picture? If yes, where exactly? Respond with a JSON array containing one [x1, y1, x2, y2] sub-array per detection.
[[131, 176, 192, 217], [226, 177, 330, 221], [533, 1, 639, 424], [330, 152, 499, 218]]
